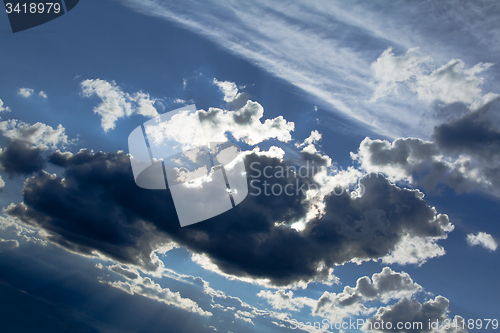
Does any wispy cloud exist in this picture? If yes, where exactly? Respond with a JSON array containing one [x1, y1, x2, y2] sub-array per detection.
[[118, 0, 499, 139]]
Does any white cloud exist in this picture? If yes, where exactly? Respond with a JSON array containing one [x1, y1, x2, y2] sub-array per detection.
[[198, 100, 295, 145], [467, 232, 497, 251], [257, 290, 315, 312], [116, 0, 412, 137], [0, 99, 10, 113], [39, 91, 48, 98], [381, 233, 450, 265], [213, 79, 241, 103], [256, 268, 422, 324], [106, 274, 212, 317], [117, 0, 500, 139], [0, 119, 69, 149], [18, 88, 34, 97], [312, 268, 422, 323], [81, 79, 159, 132], [371, 47, 495, 106]]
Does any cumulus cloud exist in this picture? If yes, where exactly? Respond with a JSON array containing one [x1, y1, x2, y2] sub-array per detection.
[[18, 88, 34, 97], [81, 79, 159, 132], [371, 47, 495, 106], [257, 267, 422, 324], [38, 91, 47, 98], [213, 79, 241, 103], [381, 233, 449, 265], [467, 232, 497, 251], [0, 141, 46, 176], [364, 296, 466, 333], [0, 119, 69, 149], [6, 146, 454, 286], [0, 120, 70, 176], [197, 100, 295, 145], [312, 268, 421, 322], [0, 99, 10, 113], [352, 98, 500, 198]]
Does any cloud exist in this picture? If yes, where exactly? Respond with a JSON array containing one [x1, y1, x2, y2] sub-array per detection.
[[0, 238, 19, 251], [108, 264, 141, 280], [381, 234, 448, 265], [6, 146, 454, 286], [0, 99, 10, 113], [197, 100, 295, 145], [81, 79, 159, 132], [107, 274, 212, 317], [257, 289, 314, 312], [433, 97, 500, 164], [0, 120, 70, 176], [0, 119, 69, 149], [364, 296, 466, 333], [117, 0, 500, 139], [0, 141, 46, 176], [371, 47, 494, 106], [312, 267, 421, 322], [352, 98, 500, 198], [39, 91, 47, 98], [18, 88, 34, 97], [257, 267, 422, 324], [371, 47, 432, 102], [466, 232, 497, 251], [213, 79, 241, 103], [338, 267, 422, 304]]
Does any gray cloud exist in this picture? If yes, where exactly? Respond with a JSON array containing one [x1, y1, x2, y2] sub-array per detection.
[[364, 296, 466, 333], [314, 267, 421, 318], [352, 97, 500, 198], [0, 238, 19, 251], [6, 148, 453, 286], [433, 97, 500, 164], [0, 140, 46, 176]]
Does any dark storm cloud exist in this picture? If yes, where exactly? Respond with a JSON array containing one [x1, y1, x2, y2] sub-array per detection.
[[7, 149, 452, 285], [434, 97, 500, 163], [0, 140, 46, 175]]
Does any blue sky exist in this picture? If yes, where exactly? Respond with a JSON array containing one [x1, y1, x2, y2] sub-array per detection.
[[0, 1, 499, 332]]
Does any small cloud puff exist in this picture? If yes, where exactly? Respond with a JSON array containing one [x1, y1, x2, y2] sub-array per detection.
[[18, 88, 48, 99], [467, 232, 497, 251], [0, 99, 10, 113], [18, 88, 34, 97]]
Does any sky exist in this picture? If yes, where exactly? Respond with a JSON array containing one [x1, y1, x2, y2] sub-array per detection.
[[0, 1, 499, 332]]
